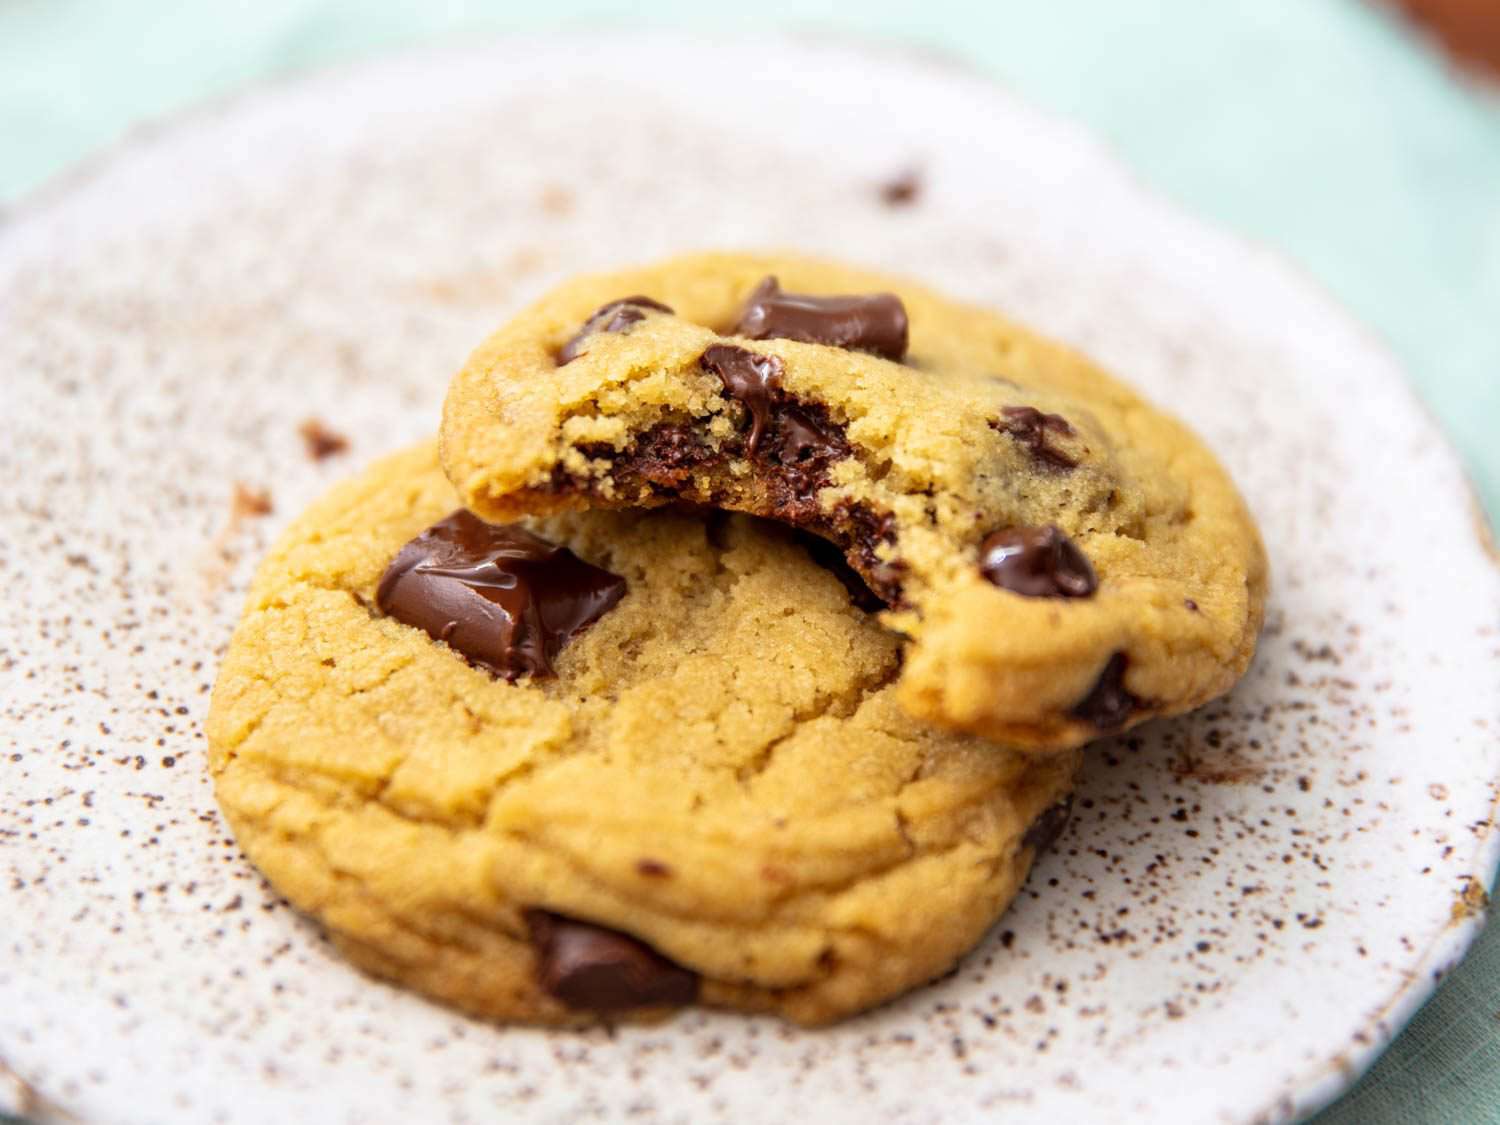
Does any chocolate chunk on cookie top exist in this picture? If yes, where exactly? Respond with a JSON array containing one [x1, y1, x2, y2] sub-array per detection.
[[994, 405, 1080, 470], [440, 252, 1268, 750], [526, 911, 698, 1012], [376, 510, 625, 680], [557, 295, 673, 365], [735, 275, 908, 361]]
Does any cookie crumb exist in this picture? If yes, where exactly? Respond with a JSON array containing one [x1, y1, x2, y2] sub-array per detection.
[[298, 418, 349, 461], [878, 168, 922, 207], [232, 483, 273, 520], [199, 483, 273, 591]]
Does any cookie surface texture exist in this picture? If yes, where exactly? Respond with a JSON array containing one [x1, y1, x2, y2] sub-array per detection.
[[440, 252, 1268, 750], [206, 443, 1078, 1025]]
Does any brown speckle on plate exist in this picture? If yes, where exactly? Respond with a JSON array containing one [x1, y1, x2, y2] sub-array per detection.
[[878, 168, 922, 207]]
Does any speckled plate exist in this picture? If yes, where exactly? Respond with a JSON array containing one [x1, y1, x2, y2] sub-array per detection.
[[2, 31, 1496, 1125]]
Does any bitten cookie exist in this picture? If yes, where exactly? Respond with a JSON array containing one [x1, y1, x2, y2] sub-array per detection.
[[206, 442, 1078, 1026], [439, 252, 1268, 751]]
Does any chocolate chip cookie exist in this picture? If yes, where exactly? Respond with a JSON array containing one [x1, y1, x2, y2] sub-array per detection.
[[206, 442, 1078, 1026], [440, 253, 1268, 750]]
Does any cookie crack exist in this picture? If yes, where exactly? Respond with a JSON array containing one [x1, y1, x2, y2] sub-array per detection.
[[731, 648, 902, 787]]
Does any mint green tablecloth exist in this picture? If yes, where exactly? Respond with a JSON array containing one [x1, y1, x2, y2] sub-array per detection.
[[3, 2, 1495, 1121]]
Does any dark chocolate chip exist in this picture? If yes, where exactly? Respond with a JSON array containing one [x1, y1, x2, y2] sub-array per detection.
[[794, 530, 886, 612], [735, 276, 909, 362], [525, 910, 698, 1012], [375, 510, 626, 680], [1022, 794, 1074, 854], [979, 526, 1097, 598], [700, 344, 784, 455], [1069, 652, 1137, 729], [557, 295, 673, 365], [994, 405, 1078, 470]]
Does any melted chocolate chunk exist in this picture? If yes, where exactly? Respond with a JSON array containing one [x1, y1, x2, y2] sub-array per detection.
[[375, 510, 626, 680], [1022, 795, 1074, 853], [574, 423, 716, 493], [557, 295, 673, 365], [794, 530, 886, 612], [627, 423, 716, 490], [699, 344, 852, 491], [771, 405, 850, 500], [776, 406, 841, 464], [1069, 652, 1137, 729], [735, 276, 909, 362], [979, 526, 1097, 598], [994, 405, 1077, 470], [525, 910, 698, 1012], [700, 344, 783, 455]]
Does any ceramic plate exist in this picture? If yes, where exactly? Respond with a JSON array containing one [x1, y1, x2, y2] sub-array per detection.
[[2, 32, 1496, 1125]]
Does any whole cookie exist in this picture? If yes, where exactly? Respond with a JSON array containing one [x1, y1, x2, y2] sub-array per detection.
[[440, 252, 1268, 751], [206, 443, 1078, 1026]]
